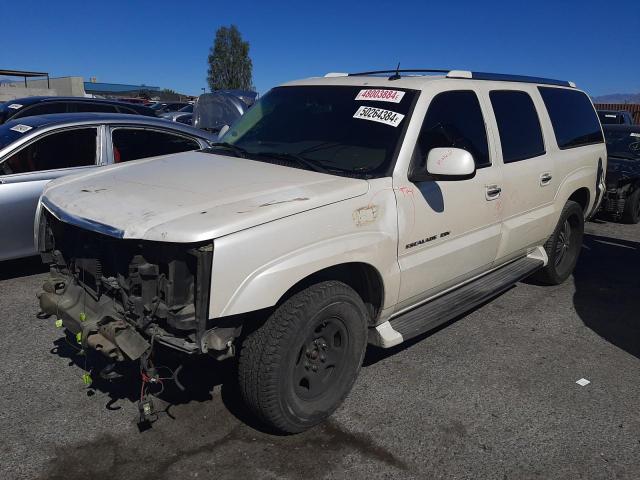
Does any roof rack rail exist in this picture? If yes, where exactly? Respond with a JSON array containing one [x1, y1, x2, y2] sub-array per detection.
[[342, 69, 575, 87], [450, 71, 574, 87], [349, 69, 450, 76]]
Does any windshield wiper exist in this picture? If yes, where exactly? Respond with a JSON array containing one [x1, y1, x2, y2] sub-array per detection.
[[206, 142, 250, 158], [297, 141, 345, 156], [254, 151, 329, 174]]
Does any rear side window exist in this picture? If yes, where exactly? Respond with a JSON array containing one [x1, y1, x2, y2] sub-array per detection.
[[538, 87, 603, 149], [490, 90, 545, 163], [70, 102, 119, 113], [117, 106, 141, 115], [414, 90, 490, 169], [0, 128, 97, 175], [15, 102, 67, 118], [111, 128, 200, 163]]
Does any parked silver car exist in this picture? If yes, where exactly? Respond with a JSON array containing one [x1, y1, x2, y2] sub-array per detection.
[[192, 90, 257, 133], [160, 104, 193, 124], [0, 113, 216, 261]]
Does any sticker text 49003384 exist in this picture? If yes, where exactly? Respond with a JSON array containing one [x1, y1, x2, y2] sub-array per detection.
[[353, 106, 405, 127], [355, 89, 405, 103]]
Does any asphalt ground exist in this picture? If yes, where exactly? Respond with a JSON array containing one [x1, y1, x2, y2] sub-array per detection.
[[0, 218, 638, 480]]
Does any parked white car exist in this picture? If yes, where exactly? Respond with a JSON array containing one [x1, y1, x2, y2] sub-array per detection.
[[36, 69, 606, 433]]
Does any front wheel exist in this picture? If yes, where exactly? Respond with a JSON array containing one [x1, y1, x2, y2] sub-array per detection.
[[535, 200, 584, 285], [238, 281, 369, 433]]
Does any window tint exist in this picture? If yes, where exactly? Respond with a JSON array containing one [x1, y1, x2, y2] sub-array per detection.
[[111, 128, 200, 163], [224, 85, 418, 177], [538, 87, 603, 149], [15, 102, 67, 118], [0, 128, 97, 175], [413, 90, 490, 170], [117, 106, 140, 115], [71, 102, 119, 113], [490, 90, 545, 163]]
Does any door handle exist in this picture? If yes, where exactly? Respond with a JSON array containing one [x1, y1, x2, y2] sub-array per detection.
[[540, 172, 553, 186], [485, 185, 501, 200]]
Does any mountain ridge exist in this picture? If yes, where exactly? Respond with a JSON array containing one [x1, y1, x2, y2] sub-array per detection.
[[593, 93, 640, 104]]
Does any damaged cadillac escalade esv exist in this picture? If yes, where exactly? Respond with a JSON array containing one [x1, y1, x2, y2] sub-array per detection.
[[36, 70, 606, 433]]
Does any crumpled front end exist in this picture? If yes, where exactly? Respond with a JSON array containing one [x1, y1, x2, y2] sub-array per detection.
[[601, 170, 638, 219], [36, 206, 215, 362]]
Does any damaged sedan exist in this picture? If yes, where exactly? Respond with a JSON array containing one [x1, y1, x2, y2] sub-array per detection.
[[601, 125, 640, 223]]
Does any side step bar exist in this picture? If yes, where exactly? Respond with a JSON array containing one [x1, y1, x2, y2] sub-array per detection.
[[387, 255, 544, 343]]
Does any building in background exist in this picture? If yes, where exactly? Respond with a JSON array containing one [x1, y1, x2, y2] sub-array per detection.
[[83, 80, 160, 99], [0, 68, 187, 102]]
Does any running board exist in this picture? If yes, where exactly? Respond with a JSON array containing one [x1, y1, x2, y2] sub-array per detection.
[[388, 255, 544, 342]]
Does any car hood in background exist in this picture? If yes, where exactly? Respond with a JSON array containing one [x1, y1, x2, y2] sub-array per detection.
[[606, 155, 640, 187], [41, 151, 369, 242]]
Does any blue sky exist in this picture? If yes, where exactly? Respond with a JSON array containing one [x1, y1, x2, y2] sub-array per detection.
[[2, 0, 639, 96]]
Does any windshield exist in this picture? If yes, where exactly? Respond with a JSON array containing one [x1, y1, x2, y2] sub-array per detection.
[[179, 104, 193, 113], [604, 129, 640, 160], [0, 124, 29, 150], [598, 111, 622, 125], [218, 85, 418, 177]]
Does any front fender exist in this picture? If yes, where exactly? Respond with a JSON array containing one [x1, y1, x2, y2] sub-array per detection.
[[209, 178, 399, 319]]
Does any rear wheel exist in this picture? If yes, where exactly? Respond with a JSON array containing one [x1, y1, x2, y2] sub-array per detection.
[[535, 200, 584, 285], [238, 281, 368, 433], [622, 189, 640, 224]]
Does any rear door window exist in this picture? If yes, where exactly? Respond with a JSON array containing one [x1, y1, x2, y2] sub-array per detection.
[[413, 90, 491, 169], [0, 128, 98, 175], [490, 90, 545, 163], [538, 87, 603, 149], [111, 128, 201, 163]]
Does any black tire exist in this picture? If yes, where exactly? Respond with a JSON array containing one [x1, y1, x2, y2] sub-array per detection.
[[622, 189, 640, 224], [238, 281, 369, 433], [535, 200, 584, 285]]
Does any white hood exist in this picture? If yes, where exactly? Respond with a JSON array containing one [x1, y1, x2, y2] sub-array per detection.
[[42, 151, 369, 242]]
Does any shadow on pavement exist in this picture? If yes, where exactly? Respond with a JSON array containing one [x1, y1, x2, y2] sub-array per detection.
[[0, 255, 47, 281], [573, 232, 640, 359]]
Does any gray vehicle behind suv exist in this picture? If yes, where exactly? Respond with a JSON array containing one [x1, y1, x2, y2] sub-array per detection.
[[0, 113, 216, 261]]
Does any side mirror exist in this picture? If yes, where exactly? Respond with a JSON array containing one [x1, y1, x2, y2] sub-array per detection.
[[410, 147, 476, 182], [218, 125, 230, 138]]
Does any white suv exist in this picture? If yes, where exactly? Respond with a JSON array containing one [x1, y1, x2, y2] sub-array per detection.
[[36, 69, 606, 433]]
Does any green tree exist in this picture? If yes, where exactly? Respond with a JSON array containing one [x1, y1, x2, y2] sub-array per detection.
[[207, 25, 253, 91]]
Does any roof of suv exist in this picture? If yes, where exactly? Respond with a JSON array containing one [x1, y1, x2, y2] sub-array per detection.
[[283, 70, 577, 90]]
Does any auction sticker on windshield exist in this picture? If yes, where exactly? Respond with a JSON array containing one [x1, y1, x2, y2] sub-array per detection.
[[10, 124, 32, 133], [355, 89, 405, 103], [353, 106, 404, 127]]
